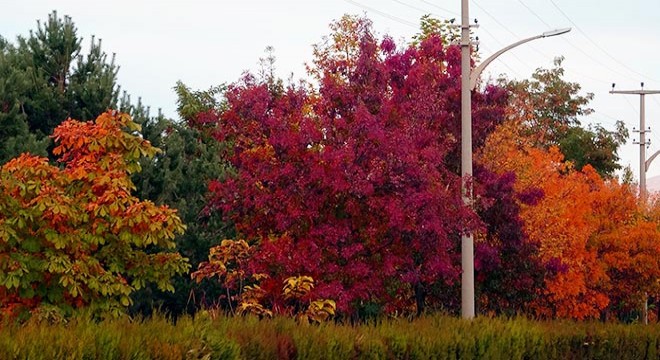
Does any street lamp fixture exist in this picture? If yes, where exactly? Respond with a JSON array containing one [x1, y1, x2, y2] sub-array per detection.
[[542, 27, 572, 37], [469, 27, 572, 91]]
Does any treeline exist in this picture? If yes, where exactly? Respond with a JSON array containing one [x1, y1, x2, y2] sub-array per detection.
[[0, 12, 658, 322]]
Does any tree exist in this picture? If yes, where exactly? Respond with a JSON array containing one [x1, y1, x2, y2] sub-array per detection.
[[501, 57, 626, 177], [200, 16, 513, 316], [473, 166, 546, 315], [589, 181, 660, 320], [481, 120, 608, 319], [558, 121, 628, 178], [0, 111, 189, 319], [127, 83, 233, 316], [0, 36, 49, 162], [0, 11, 137, 162], [480, 116, 660, 320]]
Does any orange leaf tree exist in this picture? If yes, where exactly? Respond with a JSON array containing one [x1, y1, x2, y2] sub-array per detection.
[[481, 121, 605, 318], [0, 111, 190, 319], [481, 118, 660, 320], [590, 183, 660, 319]]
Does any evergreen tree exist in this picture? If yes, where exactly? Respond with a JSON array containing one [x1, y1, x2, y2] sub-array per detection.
[[128, 83, 232, 316], [0, 11, 120, 161], [0, 35, 49, 162]]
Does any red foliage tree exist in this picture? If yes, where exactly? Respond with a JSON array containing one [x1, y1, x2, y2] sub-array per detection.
[[204, 16, 509, 315]]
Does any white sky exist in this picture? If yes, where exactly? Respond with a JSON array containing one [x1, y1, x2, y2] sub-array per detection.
[[2, 0, 660, 180]]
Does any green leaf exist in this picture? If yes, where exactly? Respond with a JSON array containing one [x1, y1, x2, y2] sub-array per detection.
[[20, 238, 41, 253]]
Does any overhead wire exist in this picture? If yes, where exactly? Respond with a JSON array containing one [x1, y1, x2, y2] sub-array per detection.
[[649, 97, 660, 149], [471, 0, 563, 68], [652, 96, 660, 109], [507, 0, 632, 79], [415, 0, 459, 16], [651, 130, 660, 152], [343, 0, 521, 79], [472, 0, 642, 135], [623, 96, 639, 114], [591, 111, 621, 127], [477, 0, 634, 86], [392, 0, 439, 17], [344, 0, 418, 28], [470, 0, 551, 79], [478, 43, 522, 79], [516, 0, 552, 28], [401, 0, 526, 78], [345, 0, 648, 136], [548, 0, 658, 83], [472, 0, 614, 93]]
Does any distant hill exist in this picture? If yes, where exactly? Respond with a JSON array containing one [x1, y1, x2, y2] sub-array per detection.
[[649, 175, 660, 194]]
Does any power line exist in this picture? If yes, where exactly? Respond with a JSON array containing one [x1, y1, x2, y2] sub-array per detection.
[[343, 1, 521, 81], [651, 130, 660, 151], [510, 1, 634, 79], [478, 43, 522, 79], [623, 96, 639, 113], [563, 40, 633, 79], [473, 0, 647, 130], [653, 96, 660, 109], [548, 0, 658, 82], [591, 110, 622, 127], [392, 0, 443, 18], [472, 0, 519, 38], [344, 0, 418, 28], [478, 27, 529, 72], [516, 0, 551, 28], [471, 1, 551, 72], [472, 0, 609, 88], [650, 98, 660, 149], [415, 0, 459, 16], [472, 1, 560, 67]]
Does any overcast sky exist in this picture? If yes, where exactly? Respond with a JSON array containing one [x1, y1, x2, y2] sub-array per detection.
[[2, 0, 660, 180]]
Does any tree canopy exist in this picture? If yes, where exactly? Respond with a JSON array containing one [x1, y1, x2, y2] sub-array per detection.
[[0, 111, 189, 319]]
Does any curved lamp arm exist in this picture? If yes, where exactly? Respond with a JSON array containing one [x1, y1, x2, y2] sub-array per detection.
[[647, 150, 660, 172], [469, 28, 571, 91]]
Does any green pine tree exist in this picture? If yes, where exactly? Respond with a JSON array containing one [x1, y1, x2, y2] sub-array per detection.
[[0, 35, 49, 162], [0, 11, 121, 162], [129, 82, 233, 316]]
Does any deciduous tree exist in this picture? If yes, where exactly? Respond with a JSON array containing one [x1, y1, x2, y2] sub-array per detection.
[[0, 111, 189, 319], [203, 16, 513, 316], [501, 57, 626, 178]]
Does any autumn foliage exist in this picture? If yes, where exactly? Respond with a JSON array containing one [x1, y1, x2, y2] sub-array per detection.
[[2, 13, 658, 323], [480, 116, 660, 319], [0, 111, 189, 318], [181, 15, 660, 321], [196, 16, 544, 317]]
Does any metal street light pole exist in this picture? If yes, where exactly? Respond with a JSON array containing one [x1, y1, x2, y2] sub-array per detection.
[[460, 0, 571, 320], [460, 0, 474, 320]]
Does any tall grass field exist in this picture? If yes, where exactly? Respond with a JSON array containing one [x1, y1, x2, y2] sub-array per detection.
[[1, 314, 658, 359]]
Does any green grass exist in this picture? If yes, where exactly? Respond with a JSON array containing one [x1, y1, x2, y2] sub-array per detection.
[[1, 313, 659, 359]]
